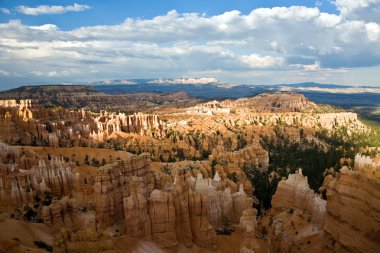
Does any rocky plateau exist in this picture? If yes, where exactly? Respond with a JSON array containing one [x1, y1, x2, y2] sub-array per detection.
[[0, 90, 378, 253]]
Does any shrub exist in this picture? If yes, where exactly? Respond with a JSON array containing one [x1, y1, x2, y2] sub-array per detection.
[[34, 241, 52, 252], [42, 191, 52, 206], [23, 206, 37, 221]]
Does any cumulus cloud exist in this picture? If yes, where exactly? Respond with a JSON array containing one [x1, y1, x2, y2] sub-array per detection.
[[16, 3, 90, 15], [335, 0, 380, 22], [240, 54, 285, 69], [0, 8, 10, 14], [0, 5, 379, 87], [302, 61, 321, 71]]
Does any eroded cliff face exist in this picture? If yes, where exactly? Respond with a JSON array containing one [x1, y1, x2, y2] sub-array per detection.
[[0, 103, 95, 147], [91, 112, 165, 141], [53, 229, 115, 253], [239, 207, 259, 253], [0, 98, 35, 134], [215, 112, 367, 134], [90, 157, 253, 250], [323, 155, 380, 253], [41, 197, 79, 232], [241, 169, 328, 253], [272, 169, 326, 228], [233, 92, 315, 112], [0, 94, 367, 172], [0, 99, 169, 149], [0, 92, 377, 253], [0, 86, 197, 110], [0, 151, 253, 251], [93, 154, 154, 229], [260, 155, 380, 253], [215, 143, 269, 171], [185, 92, 315, 114], [0, 157, 77, 211]]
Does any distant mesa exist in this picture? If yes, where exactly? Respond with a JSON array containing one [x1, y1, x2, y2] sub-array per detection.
[[0, 85, 197, 110], [2, 81, 379, 109]]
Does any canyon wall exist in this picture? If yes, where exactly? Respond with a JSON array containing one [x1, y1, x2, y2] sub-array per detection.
[[272, 169, 326, 228], [91, 112, 165, 141], [0, 86, 197, 110], [90, 155, 254, 249], [0, 157, 77, 210], [268, 156, 380, 253], [323, 155, 380, 253], [215, 144, 269, 171], [217, 112, 367, 133]]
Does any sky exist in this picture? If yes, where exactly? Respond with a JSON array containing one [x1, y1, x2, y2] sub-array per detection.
[[0, 0, 379, 90]]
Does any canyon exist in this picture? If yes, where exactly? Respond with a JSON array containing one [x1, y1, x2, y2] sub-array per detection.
[[0, 91, 378, 253]]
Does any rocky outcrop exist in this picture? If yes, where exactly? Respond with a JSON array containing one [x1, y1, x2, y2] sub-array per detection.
[[0, 86, 197, 110], [188, 190, 217, 249], [193, 172, 253, 229], [123, 177, 151, 239], [32, 158, 76, 198], [172, 174, 193, 247], [0, 102, 95, 147], [217, 112, 367, 134], [270, 219, 291, 253], [232, 184, 254, 224], [233, 92, 314, 112], [41, 197, 78, 232], [0, 100, 18, 108], [187, 100, 231, 115], [267, 155, 380, 253], [216, 144, 269, 171], [272, 169, 326, 228], [53, 229, 115, 253], [0, 99, 33, 121], [91, 155, 219, 249], [91, 112, 165, 140], [0, 158, 76, 209], [93, 154, 152, 229], [354, 154, 380, 170], [0, 141, 20, 164], [323, 156, 380, 253], [239, 208, 259, 253], [89, 155, 256, 250], [149, 190, 177, 248], [185, 91, 314, 115]]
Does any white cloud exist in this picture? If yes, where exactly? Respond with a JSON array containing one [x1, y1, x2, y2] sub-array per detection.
[[366, 22, 380, 41], [240, 54, 285, 69], [0, 8, 10, 14], [0, 69, 9, 76], [303, 61, 321, 71], [30, 24, 59, 31], [335, 0, 379, 15], [315, 13, 342, 27], [31, 70, 72, 77], [16, 3, 90, 15], [251, 6, 320, 21], [0, 5, 379, 87], [335, 0, 380, 22]]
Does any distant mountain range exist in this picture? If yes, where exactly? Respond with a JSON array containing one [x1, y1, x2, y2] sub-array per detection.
[[1, 80, 380, 110], [88, 80, 380, 108]]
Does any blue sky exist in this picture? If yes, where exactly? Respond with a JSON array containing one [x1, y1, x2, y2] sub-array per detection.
[[0, 0, 379, 89], [1, 0, 338, 28]]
